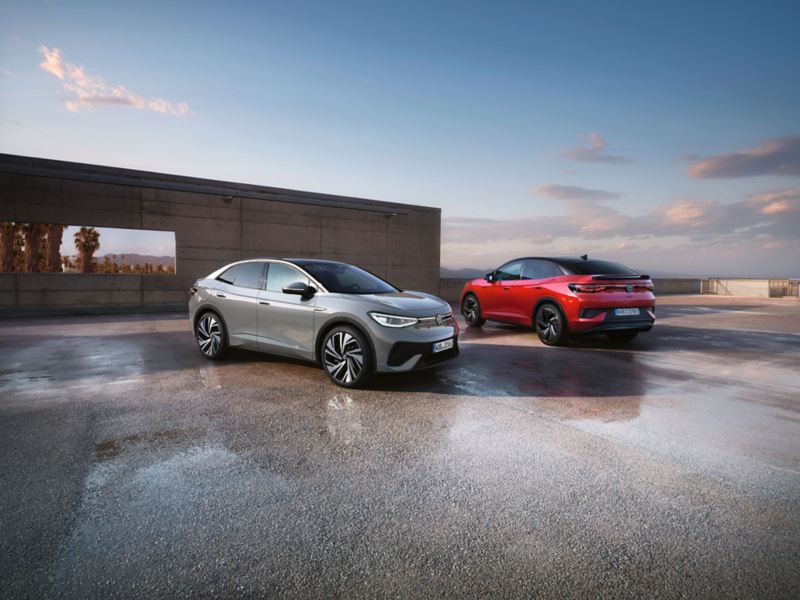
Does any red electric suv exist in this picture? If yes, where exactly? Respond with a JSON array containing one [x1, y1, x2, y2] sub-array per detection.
[[459, 256, 655, 345]]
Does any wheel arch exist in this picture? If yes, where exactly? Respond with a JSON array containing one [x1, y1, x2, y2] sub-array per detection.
[[532, 296, 569, 331], [314, 317, 377, 373], [193, 305, 229, 338]]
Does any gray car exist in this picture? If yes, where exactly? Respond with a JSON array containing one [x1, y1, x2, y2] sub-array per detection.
[[188, 258, 459, 387]]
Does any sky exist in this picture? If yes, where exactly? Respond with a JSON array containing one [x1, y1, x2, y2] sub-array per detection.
[[1, 0, 799, 276], [58, 226, 175, 258]]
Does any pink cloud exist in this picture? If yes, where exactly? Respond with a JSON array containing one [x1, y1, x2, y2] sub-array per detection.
[[687, 135, 800, 178], [562, 132, 629, 164], [38, 46, 191, 116]]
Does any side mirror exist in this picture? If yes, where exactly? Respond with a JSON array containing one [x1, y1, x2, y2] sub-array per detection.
[[485, 272, 496, 283], [282, 281, 316, 298]]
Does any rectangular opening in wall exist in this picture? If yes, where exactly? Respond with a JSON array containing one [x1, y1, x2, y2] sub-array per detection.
[[0, 222, 176, 274]]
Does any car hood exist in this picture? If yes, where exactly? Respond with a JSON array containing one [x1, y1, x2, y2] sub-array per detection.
[[358, 291, 450, 317]]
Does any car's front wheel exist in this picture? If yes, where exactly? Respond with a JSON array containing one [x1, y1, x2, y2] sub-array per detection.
[[322, 326, 372, 388], [462, 293, 486, 327], [195, 311, 228, 359], [534, 303, 569, 346]]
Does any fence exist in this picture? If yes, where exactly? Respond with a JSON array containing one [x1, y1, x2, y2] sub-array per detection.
[[702, 279, 800, 298]]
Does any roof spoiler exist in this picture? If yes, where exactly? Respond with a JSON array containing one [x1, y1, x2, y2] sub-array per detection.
[[592, 274, 651, 280]]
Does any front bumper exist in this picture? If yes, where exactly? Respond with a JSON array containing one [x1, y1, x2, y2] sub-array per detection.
[[385, 337, 460, 371]]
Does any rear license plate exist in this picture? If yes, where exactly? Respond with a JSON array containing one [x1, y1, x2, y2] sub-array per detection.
[[614, 308, 640, 316], [432, 338, 454, 353]]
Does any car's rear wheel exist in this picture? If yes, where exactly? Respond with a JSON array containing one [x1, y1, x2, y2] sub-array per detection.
[[534, 303, 569, 346], [195, 311, 228, 359], [607, 331, 639, 342], [322, 326, 372, 388], [462, 293, 486, 327]]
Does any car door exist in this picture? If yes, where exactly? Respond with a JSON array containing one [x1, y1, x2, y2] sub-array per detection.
[[484, 260, 524, 320], [212, 262, 265, 348], [257, 262, 317, 360], [507, 259, 563, 322]]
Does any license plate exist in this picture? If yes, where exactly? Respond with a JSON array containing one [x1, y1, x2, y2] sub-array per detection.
[[432, 338, 454, 353], [614, 308, 640, 316]]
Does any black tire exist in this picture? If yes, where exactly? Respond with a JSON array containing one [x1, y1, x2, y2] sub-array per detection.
[[195, 311, 228, 359], [607, 331, 639, 342], [321, 325, 373, 388], [461, 293, 486, 327], [534, 303, 569, 346]]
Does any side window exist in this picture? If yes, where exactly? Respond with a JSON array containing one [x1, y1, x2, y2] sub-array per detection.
[[266, 263, 309, 293], [217, 265, 239, 284], [495, 260, 523, 281], [233, 262, 265, 289], [522, 260, 562, 280]]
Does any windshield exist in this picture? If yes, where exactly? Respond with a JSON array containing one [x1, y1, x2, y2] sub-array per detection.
[[294, 261, 398, 295], [558, 259, 639, 276]]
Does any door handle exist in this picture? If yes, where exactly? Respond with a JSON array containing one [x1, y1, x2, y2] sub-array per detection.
[[259, 301, 270, 306], [215, 293, 226, 298], [503, 287, 510, 290]]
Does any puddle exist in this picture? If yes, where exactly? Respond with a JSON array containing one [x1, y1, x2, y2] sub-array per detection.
[[94, 428, 206, 461]]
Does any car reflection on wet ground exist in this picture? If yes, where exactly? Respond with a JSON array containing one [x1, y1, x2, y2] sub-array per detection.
[[1, 295, 799, 598]]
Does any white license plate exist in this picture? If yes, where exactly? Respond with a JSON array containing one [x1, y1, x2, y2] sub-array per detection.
[[614, 308, 640, 316], [432, 338, 454, 353]]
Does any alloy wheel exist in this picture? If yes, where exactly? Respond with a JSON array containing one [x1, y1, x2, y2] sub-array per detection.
[[197, 314, 222, 357], [324, 331, 364, 384], [463, 296, 479, 323], [536, 305, 561, 341]]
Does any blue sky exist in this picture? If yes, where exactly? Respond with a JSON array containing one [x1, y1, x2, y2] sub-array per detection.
[[1, 0, 799, 276]]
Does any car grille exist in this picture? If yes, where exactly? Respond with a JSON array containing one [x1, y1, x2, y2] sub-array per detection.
[[415, 312, 454, 328]]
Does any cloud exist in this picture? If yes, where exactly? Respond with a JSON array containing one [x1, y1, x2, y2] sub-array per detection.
[[533, 184, 621, 201], [745, 189, 800, 216], [655, 199, 720, 227], [38, 46, 190, 116], [442, 187, 800, 269], [687, 135, 800, 178], [562, 132, 629, 164]]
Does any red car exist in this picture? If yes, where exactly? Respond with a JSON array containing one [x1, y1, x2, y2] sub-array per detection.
[[460, 256, 655, 345]]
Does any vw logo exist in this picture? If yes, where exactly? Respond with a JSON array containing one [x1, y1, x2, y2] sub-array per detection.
[[626, 284, 633, 295]]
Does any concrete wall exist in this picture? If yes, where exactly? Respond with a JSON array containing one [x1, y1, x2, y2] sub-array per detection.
[[652, 278, 702, 295], [0, 154, 440, 314]]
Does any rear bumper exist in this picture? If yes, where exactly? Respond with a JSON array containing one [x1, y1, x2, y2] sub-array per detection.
[[569, 306, 655, 335], [575, 318, 654, 335]]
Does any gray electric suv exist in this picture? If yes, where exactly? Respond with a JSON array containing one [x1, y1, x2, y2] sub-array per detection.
[[188, 258, 459, 387]]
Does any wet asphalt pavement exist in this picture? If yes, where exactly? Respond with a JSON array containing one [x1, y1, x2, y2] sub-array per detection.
[[1, 295, 799, 599]]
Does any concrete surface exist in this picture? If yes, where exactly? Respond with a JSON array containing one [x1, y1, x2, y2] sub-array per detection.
[[1, 295, 799, 598], [1, 154, 441, 313]]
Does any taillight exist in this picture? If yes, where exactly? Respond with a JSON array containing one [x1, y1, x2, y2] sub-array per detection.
[[568, 283, 607, 293]]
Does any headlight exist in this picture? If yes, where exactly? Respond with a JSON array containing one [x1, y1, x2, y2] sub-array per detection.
[[369, 312, 418, 328]]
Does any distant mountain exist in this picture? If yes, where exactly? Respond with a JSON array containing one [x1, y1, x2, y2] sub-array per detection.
[[440, 267, 489, 279], [98, 253, 175, 267]]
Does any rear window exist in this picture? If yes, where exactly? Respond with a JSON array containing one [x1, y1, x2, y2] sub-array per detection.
[[233, 262, 265, 289], [559, 259, 639, 276], [217, 265, 239, 284]]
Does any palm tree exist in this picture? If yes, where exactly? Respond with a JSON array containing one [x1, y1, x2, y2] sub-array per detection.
[[22, 223, 47, 272], [74, 226, 101, 273], [46, 224, 66, 272], [0, 221, 19, 272]]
